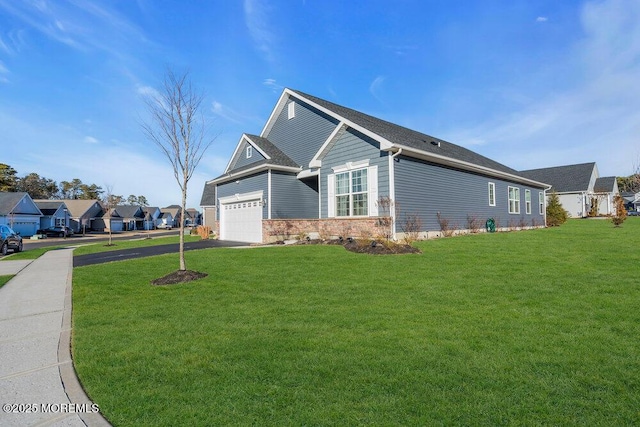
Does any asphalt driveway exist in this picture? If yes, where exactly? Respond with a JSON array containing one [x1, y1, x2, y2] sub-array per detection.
[[73, 239, 248, 267]]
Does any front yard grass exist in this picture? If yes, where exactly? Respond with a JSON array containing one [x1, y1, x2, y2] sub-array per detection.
[[72, 219, 640, 426], [0, 275, 12, 288]]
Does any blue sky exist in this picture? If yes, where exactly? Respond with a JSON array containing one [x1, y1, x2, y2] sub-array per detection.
[[1, 0, 638, 208]]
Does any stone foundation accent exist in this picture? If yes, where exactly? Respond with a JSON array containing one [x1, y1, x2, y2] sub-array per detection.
[[262, 218, 393, 243]]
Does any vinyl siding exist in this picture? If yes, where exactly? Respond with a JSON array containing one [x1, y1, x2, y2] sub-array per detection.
[[229, 140, 267, 170], [270, 171, 319, 219], [265, 98, 339, 168], [217, 172, 269, 219], [320, 127, 390, 218], [394, 156, 546, 231]]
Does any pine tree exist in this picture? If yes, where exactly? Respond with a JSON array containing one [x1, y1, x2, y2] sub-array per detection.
[[546, 191, 568, 226]]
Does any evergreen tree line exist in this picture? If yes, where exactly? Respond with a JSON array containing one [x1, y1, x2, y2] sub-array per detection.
[[0, 163, 148, 205]]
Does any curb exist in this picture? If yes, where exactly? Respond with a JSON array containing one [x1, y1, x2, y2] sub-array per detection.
[[58, 253, 112, 427]]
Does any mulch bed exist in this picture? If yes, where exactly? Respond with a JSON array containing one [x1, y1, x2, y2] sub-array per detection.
[[151, 270, 208, 286], [287, 238, 421, 255]]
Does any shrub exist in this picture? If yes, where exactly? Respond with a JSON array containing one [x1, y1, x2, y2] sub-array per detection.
[[401, 213, 422, 243], [546, 191, 568, 226], [611, 194, 627, 227]]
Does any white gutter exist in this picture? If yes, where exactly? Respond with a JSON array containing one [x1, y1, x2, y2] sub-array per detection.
[[206, 164, 301, 185], [384, 144, 549, 189]]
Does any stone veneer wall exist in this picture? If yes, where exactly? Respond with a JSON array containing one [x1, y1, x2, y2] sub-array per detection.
[[263, 217, 392, 243]]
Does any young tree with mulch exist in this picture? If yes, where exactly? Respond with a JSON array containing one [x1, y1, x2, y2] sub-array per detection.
[[141, 69, 217, 284]]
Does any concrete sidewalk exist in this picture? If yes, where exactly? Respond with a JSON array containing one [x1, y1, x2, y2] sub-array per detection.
[[0, 249, 110, 427]]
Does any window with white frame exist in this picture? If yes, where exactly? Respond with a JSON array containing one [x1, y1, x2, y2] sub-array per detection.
[[287, 102, 295, 119], [488, 182, 496, 206], [246, 145, 252, 159], [539, 192, 544, 215], [335, 168, 368, 216], [525, 189, 531, 214], [508, 186, 520, 214]]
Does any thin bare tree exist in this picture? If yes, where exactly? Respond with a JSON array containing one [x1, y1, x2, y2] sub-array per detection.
[[141, 70, 216, 271]]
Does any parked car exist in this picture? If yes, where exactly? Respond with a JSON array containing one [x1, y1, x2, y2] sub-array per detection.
[[38, 226, 74, 237], [1, 225, 23, 256], [157, 223, 173, 230]]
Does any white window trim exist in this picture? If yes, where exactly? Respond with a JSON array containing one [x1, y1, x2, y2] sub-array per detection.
[[539, 192, 544, 215], [327, 164, 378, 218], [332, 159, 370, 173], [488, 182, 496, 206], [508, 186, 520, 214], [525, 189, 532, 214], [246, 145, 252, 159]]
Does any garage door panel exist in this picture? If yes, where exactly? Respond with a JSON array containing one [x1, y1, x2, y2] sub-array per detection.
[[220, 199, 262, 243]]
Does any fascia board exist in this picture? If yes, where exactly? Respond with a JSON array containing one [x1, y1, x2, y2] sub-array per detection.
[[223, 134, 250, 174], [289, 91, 395, 151], [209, 164, 300, 185], [390, 144, 551, 189], [243, 135, 271, 160], [260, 90, 291, 137], [309, 121, 346, 168]]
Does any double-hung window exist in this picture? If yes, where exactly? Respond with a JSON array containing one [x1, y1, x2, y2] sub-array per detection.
[[525, 190, 531, 214], [508, 186, 520, 214], [336, 168, 368, 216], [539, 192, 544, 215], [488, 182, 496, 206]]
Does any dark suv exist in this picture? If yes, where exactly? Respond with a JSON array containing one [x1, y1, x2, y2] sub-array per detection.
[[0, 225, 23, 256]]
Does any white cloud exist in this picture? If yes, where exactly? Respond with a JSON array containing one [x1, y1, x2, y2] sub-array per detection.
[[244, 0, 277, 62], [445, 0, 640, 177], [369, 76, 385, 102], [83, 136, 99, 144], [536, 16, 548, 22], [211, 101, 244, 124], [263, 78, 282, 92]]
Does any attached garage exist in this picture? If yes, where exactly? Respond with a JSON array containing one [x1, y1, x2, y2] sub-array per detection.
[[10, 219, 39, 237], [219, 191, 263, 243]]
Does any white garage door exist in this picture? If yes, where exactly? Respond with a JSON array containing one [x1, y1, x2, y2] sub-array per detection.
[[220, 194, 263, 243]]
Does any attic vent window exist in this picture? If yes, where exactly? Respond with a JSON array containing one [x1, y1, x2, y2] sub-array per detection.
[[287, 102, 295, 119], [246, 145, 252, 159], [431, 140, 440, 147]]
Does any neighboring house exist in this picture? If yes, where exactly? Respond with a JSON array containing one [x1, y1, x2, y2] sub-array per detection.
[[63, 199, 104, 233], [143, 207, 161, 230], [34, 200, 70, 230], [157, 211, 174, 228], [94, 207, 124, 232], [520, 163, 618, 217], [0, 192, 42, 237], [114, 205, 146, 231], [201, 88, 549, 243], [200, 185, 216, 230], [186, 208, 202, 226], [621, 192, 640, 213], [161, 205, 191, 227]]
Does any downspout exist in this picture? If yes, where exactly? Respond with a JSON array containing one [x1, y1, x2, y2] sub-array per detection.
[[543, 184, 552, 227], [388, 148, 403, 240]]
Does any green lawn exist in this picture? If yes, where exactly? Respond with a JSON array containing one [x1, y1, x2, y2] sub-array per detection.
[[72, 219, 640, 426], [72, 234, 201, 256], [0, 275, 12, 288]]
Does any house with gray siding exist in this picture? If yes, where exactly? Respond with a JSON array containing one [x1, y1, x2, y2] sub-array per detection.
[[202, 89, 550, 243]]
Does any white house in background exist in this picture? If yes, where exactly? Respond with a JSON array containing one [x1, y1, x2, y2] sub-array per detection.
[[0, 192, 42, 237], [520, 162, 618, 217], [143, 207, 161, 230], [157, 211, 174, 229]]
